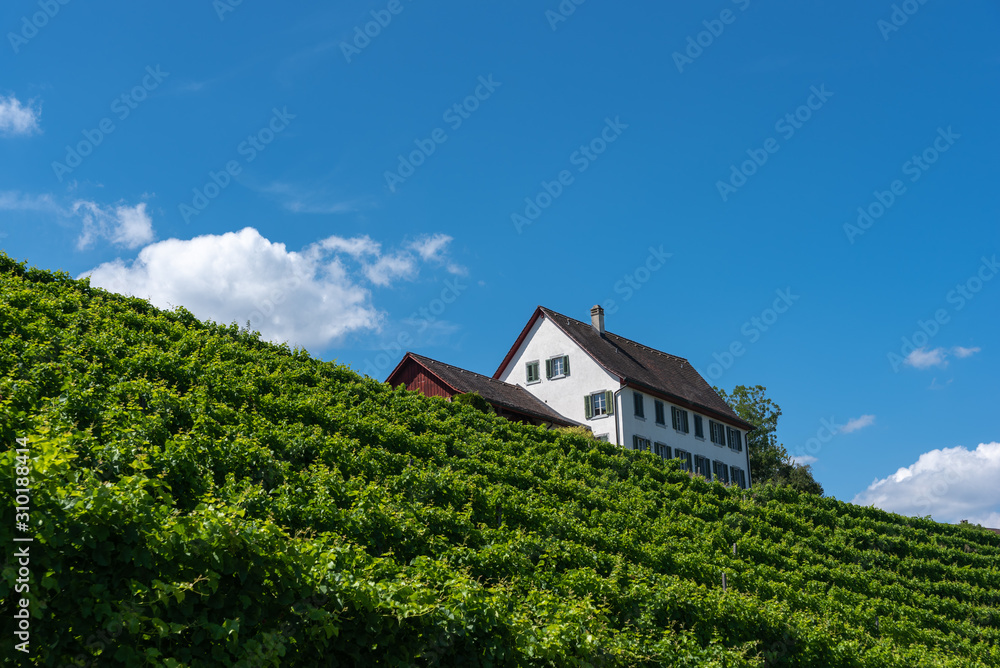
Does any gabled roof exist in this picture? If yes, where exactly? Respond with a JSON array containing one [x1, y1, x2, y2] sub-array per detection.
[[392, 352, 581, 427], [494, 306, 754, 431]]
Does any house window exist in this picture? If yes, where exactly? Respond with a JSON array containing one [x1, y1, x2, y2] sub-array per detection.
[[671, 406, 689, 433], [730, 466, 747, 489], [584, 390, 614, 419], [709, 420, 726, 446], [726, 427, 743, 452], [633, 435, 651, 452], [525, 361, 540, 384], [713, 460, 730, 484], [546, 355, 570, 379], [654, 400, 665, 425], [595, 434, 609, 442], [633, 391, 645, 418], [654, 442, 672, 459], [694, 415, 704, 439], [674, 448, 693, 472], [695, 455, 711, 478]]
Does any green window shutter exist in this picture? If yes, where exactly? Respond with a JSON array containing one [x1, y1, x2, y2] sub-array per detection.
[[545, 359, 552, 379], [563, 355, 570, 376], [605, 390, 614, 415], [584, 395, 593, 419]]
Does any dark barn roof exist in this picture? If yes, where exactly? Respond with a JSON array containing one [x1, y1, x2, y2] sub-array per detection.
[[389, 352, 581, 427], [495, 306, 753, 431]]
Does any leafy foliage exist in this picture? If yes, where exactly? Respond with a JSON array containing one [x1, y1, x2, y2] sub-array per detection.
[[1, 255, 998, 666], [716, 385, 823, 495]]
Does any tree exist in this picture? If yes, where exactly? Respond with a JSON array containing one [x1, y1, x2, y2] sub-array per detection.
[[715, 385, 823, 495]]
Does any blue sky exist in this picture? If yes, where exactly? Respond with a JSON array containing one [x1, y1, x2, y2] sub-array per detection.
[[2, 0, 999, 522]]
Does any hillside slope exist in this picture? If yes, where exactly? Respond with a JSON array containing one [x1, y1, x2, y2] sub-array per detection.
[[1, 255, 999, 667]]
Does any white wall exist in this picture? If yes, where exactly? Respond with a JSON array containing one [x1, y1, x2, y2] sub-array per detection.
[[621, 387, 750, 484], [497, 312, 751, 486], [497, 314, 621, 436]]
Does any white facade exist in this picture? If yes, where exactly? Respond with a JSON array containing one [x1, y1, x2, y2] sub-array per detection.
[[497, 310, 751, 487]]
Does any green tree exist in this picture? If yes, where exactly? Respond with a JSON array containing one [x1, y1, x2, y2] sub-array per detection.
[[715, 385, 823, 495]]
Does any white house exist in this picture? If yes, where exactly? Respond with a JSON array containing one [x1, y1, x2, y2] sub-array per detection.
[[492, 305, 754, 488]]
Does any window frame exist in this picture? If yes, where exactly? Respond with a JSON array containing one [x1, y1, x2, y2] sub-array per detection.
[[633, 435, 652, 452], [709, 420, 726, 446], [654, 400, 665, 425], [674, 448, 693, 472], [694, 415, 705, 439], [671, 406, 690, 434], [726, 427, 743, 452], [654, 442, 672, 459], [585, 390, 614, 420], [545, 354, 570, 380], [525, 360, 540, 384], [633, 391, 645, 419]]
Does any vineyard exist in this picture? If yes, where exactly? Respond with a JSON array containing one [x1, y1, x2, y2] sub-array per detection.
[[1, 254, 999, 667]]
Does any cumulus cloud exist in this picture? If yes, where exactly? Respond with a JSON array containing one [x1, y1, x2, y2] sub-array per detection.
[[0, 95, 40, 136], [952, 346, 981, 359], [0, 191, 155, 251], [840, 414, 875, 434], [790, 454, 817, 466], [74, 201, 155, 250], [81, 227, 461, 351], [853, 442, 1000, 526]]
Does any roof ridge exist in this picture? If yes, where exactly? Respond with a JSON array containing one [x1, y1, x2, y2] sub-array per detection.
[[410, 352, 517, 387], [539, 305, 689, 362]]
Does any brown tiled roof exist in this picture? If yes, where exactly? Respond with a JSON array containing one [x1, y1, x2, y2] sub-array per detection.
[[498, 306, 753, 431], [406, 353, 581, 427]]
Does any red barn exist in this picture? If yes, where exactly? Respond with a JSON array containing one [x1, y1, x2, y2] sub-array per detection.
[[386, 352, 582, 429]]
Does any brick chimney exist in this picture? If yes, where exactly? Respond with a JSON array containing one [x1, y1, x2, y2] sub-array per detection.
[[590, 304, 605, 334]]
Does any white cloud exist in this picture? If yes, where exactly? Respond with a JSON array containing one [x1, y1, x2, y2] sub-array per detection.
[[790, 454, 817, 466], [409, 234, 452, 262], [0, 95, 40, 136], [314, 235, 380, 259], [364, 253, 417, 287], [952, 346, 981, 359], [904, 347, 948, 369], [74, 201, 155, 250], [81, 227, 461, 351], [853, 442, 1000, 526], [0, 191, 62, 214], [260, 182, 361, 215], [840, 414, 875, 434], [408, 234, 466, 276]]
